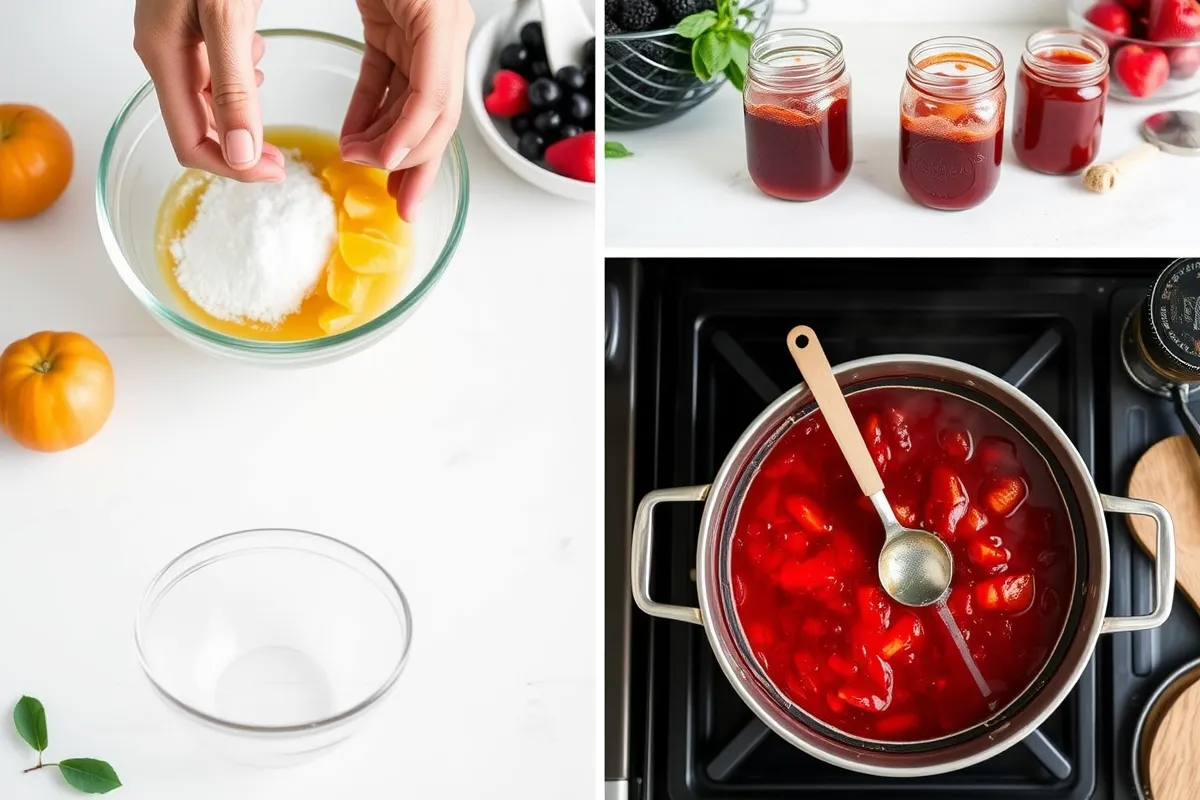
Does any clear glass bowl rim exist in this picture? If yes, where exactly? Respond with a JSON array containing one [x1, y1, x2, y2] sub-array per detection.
[[96, 28, 470, 355], [133, 527, 413, 735]]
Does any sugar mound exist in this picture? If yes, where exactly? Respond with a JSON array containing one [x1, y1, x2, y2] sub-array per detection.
[[171, 154, 337, 325]]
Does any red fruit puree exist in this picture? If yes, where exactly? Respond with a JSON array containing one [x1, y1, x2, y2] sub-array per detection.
[[745, 92, 852, 202], [1014, 48, 1108, 175], [730, 386, 1073, 742]]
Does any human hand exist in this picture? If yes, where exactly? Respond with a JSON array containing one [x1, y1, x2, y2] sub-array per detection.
[[340, 0, 474, 221], [134, 0, 286, 182]]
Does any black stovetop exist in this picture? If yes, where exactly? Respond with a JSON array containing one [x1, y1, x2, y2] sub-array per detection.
[[608, 259, 1200, 800]]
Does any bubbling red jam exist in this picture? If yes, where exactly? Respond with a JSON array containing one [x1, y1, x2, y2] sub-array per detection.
[[729, 386, 1073, 741]]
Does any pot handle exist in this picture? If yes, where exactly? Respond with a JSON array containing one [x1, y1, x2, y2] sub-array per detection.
[[1099, 493, 1176, 635], [631, 485, 710, 626]]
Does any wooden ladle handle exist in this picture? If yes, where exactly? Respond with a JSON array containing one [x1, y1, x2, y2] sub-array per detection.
[[787, 325, 884, 498]]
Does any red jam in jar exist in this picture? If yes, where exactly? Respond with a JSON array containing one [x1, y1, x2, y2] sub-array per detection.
[[899, 38, 1006, 211], [730, 386, 1073, 742], [1013, 29, 1109, 175], [744, 29, 853, 202]]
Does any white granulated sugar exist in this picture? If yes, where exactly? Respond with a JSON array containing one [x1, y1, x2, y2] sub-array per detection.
[[171, 153, 337, 325]]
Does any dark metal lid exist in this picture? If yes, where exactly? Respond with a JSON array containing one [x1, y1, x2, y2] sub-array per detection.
[[1146, 258, 1200, 374]]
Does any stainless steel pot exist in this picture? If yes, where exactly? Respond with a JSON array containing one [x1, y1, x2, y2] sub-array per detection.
[[631, 354, 1176, 777]]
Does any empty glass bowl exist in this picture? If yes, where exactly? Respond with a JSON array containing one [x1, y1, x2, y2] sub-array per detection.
[[97, 29, 468, 366], [135, 529, 412, 767]]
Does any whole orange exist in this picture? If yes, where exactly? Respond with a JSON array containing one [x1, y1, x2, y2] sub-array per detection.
[[0, 332, 114, 452], [0, 104, 73, 220]]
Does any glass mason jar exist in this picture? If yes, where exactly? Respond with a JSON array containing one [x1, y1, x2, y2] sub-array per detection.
[[899, 37, 1005, 211], [744, 28, 853, 202], [1013, 28, 1109, 175]]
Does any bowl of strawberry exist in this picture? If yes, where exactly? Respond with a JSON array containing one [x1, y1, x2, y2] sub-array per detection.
[[1071, 0, 1200, 101], [632, 352, 1175, 776], [467, 8, 596, 201]]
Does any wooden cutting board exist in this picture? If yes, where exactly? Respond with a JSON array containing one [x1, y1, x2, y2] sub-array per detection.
[[1148, 678, 1200, 800], [1127, 435, 1200, 611]]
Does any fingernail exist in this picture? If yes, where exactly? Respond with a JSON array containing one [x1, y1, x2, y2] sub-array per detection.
[[385, 147, 412, 171], [225, 128, 256, 166]]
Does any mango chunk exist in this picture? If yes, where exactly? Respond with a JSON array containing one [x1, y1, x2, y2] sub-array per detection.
[[339, 231, 401, 275], [318, 304, 359, 335], [326, 255, 373, 312]]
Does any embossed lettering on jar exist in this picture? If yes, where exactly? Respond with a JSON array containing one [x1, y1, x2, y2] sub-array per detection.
[[899, 37, 1005, 211], [744, 29, 853, 202], [1013, 28, 1109, 176]]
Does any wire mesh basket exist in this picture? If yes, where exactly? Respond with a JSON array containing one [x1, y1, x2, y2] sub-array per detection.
[[604, 0, 774, 131]]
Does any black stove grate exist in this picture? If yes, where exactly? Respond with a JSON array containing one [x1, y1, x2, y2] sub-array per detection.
[[625, 260, 1194, 800]]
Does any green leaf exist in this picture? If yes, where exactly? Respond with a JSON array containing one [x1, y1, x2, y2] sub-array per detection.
[[739, 7, 755, 19], [675, 10, 718, 38], [727, 28, 754, 49], [725, 60, 746, 92], [605, 141, 634, 159], [697, 32, 732, 79], [14, 697, 48, 753], [58, 759, 122, 795], [691, 39, 713, 81]]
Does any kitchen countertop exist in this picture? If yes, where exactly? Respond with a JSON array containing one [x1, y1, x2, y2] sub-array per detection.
[[0, 1, 595, 798], [604, 16, 1200, 251]]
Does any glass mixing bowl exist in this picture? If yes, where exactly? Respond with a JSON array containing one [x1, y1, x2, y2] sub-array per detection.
[[97, 29, 468, 366], [135, 528, 412, 767]]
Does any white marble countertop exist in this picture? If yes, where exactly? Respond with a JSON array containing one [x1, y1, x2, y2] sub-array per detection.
[[0, 0, 595, 798], [605, 11, 1200, 252]]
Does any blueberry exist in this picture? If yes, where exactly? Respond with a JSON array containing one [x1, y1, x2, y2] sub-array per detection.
[[499, 43, 529, 72], [517, 131, 547, 161], [533, 109, 563, 139], [510, 113, 534, 137], [520, 21, 545, 53], [566, 92, 593, 122], [555, 65, 587, 92], [583, 37, 595, 65], [530, 60, 552, 79], [559, 123, 584, 139], [527, 77, 562, 109]]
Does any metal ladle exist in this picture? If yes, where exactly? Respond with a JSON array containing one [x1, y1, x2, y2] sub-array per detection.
[[786, 326, 953, 607], [1084, 110, 1200, 194]]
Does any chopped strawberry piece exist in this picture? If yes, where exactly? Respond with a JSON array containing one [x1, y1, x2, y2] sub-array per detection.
[[755, 484, 781, 521], [983, 476, 1028, 517], [832, 530, 868, 574], [777, 550, 838, 593], [891, 500, 918, 528], [816, 585, 855, 617], [744, 623, 775, 650], [837, 685, 890, 712], [925, 497, 968, 541], [948, 585, 974, 624], [784, 496, 834, 535], [975, 573, 1035, 614], [828, 653, 858, 678], [880, 614, 924, 660], [781, 530, 809, 555], [802, 617, 826, 638], [826, 692, 847, 714], [1148, 0, 1200, 41], [930, 465, 967, 506], [938, 428, 973, 461], [968, 535, 1011, 569], [856, 586, 893, 634], [745, 536, 784, 573], [483, 69, 530, 117], [976, 437, 1018, 473], [875, 712, 921, 737], [886, 408, 913, 453], [865, 652, 894, 694], [761, 450, 796, 479], [960, 504, 989, 535]]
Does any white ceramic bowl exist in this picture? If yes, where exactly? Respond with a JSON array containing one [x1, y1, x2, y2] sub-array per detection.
[[466, 2, 595, 202]]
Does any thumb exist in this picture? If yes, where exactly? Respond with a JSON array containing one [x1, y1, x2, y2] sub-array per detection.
[[198, 0, 262, 170]]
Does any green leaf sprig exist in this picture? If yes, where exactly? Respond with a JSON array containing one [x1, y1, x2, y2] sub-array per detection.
[[675, 0, 757, 91], [605, 141, 633, 159], [15, 697, 122, 795]]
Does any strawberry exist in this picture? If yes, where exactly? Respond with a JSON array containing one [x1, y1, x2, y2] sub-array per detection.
[[744, 622, 776, 649], [1170, 45, 1200, 77], [779, 525, 809, 555], [832, 530, 867, 574], [880, 614, 924, 660], [1086, 1, 1134, 36], [837, 684, 891, 713], [948, 585, 974, 624], [785, 495, 834, 535], [968, 535, 1011, 570], [886, 408, 913, 453], [826, 692, 847, 714], [982, 476, 1028, 517], [856, 586, 893, 634], [976, 436, 1018, 473], [938, 428, 973, 461], [802, 617, 826, 638], [828, 653, 858, 679], [874, 712, 920, 737], [777, 549, 838, 593], [483, 69, 530, 117], [891, 500, 918, 528], [761, 449, 796, 479], [1114, 44, 1171, 96], [960, 504, 989, 535], [975, 573, 1035, 614], [864, 652, 894, 694], [925, 497, 968, 541], [755, 483, 781, 521], [929, 465, 967, 507], [544, 130, 596, 182], [1148, 0, 1200, 41]]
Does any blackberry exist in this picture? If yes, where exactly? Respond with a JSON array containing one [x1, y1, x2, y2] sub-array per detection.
[[619, 0, 660, 32], [662, 0, 716, 24]]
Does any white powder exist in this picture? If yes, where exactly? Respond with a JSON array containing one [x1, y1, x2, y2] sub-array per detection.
[[170, 154, 337, 325]]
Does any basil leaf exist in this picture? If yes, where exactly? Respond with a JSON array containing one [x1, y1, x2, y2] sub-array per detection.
[[725, 60, 746, 92], [14, 696, 48, 753], [727, 28, 754, 49], [739, 7, 755, 19], [675, 10, 718, 38], [692, 38, 713, 81], [58, 759, 122, 795], [699, 32, 732, 78], [605, 142, 634, 159]]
